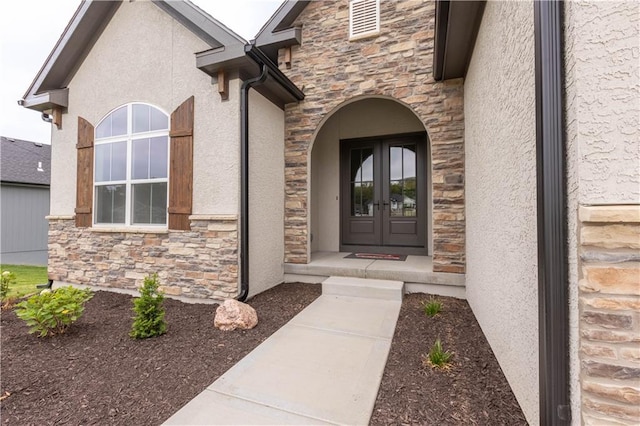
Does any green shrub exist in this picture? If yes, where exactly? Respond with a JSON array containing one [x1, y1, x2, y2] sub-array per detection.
[[423, 339, 453, 369], [422, 297, 442, 317], [15, 286, 93, 337], [130, 274, 167, 339], [1, 270, 17, 301]]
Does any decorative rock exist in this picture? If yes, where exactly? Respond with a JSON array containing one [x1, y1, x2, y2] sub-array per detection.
[[214, 300, 258, 331]]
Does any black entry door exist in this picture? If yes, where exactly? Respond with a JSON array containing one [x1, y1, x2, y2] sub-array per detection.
[[340, 133, 427, 254]]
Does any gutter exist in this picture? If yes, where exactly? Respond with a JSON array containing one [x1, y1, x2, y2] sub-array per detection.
[[534, 1, 571, 424], [236, 43, 304, 302]]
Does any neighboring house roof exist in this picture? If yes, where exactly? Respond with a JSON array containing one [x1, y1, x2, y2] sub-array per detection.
[[21, 0, 302, 111], [0, 136, 51, 186]]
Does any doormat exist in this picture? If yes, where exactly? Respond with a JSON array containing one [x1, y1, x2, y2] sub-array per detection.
[[345, 253, 408, 261]]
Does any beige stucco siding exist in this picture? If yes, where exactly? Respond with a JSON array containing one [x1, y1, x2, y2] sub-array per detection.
[[566, 1, 640, 205], [463, 1, 538, 424], [310, 97, 428, 253], [248, 90, 285, 297], [50, 0, 240, 216], [565, 1, 639, 424]]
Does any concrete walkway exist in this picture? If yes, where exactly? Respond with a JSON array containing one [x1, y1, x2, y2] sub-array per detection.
[[163, 277, 403, 425]]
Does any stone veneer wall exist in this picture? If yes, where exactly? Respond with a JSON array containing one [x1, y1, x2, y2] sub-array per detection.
[[280, 0, 465, 273], [47, 216, 239, 299], [578, 205, 640, 425]]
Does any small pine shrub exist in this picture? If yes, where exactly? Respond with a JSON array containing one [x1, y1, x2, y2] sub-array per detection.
[[422, 297, 442, 317], [15, 286, 93, 337], [1, 270, 16, 301], [423, 339, 453, 369], [130, 274, 167, 339]]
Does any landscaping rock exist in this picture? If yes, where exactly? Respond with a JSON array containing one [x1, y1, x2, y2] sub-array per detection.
[[214, 299, 258, 331]]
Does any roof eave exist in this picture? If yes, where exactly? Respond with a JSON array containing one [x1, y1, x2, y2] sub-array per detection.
[[196, 44, 304, 109], [433, 0, 486, 81], [21, 1, 122, 106], [254, 0, 309, 63], [21, 89, 69, 112]]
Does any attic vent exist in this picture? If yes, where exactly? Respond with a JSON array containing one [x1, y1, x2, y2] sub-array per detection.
[[349, 0, 380, 40]]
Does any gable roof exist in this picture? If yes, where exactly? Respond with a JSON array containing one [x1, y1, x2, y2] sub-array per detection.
[[20, 0, 248, 112], [254, 0, 309, 63], [1, 137, 51, 186]]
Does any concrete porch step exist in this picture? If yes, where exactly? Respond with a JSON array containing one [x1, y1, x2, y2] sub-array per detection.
[[322, 276, 404, 301]]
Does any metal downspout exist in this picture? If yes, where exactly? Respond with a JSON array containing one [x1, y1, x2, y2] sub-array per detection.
[[236, 63, 268, 302], [534, 0, 570, 423]]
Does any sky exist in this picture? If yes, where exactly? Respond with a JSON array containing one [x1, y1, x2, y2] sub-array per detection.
[[0, 0, 282, 144]]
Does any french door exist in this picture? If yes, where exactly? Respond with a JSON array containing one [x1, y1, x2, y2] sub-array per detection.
[[340, 133, 427, 254]]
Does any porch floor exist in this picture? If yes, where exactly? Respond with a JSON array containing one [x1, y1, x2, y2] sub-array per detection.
[[284, 251, 466, 299]]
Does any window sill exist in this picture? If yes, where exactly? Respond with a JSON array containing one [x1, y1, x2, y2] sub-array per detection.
[[89, 227, 169, 234]]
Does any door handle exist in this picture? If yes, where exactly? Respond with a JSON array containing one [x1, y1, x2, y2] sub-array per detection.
[[382, 201, 389, 210], [373, 201, 380, 210]]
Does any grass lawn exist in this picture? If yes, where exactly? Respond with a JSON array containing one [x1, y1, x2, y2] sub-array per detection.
[[0, 264, 48, 298]]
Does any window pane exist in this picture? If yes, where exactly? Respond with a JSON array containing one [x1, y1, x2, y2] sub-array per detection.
[[150, 107, 168, 131], [133, 183, 167, 224], [360, 182, 374, 216], [95, 144, 111, 182], [151, 182, 168, 224], [149, 136, 168, 179], [132, 138, 150, 180], [111, 141, 127, 181], [361, 148, 373, 181], [95, 185, 125, 224], [133, 104, 150, 134], [390, 146, 403, 180], [403, 145, 416, 179], [390, 180, 403, 217], [111, 106, 127, 136], [96, 115, 111, 139]]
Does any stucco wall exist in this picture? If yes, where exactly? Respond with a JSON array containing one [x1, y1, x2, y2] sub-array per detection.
[[565, 2, 640, 424], [463, 1, 538, 424], [50, 0, 240, 216], [248, 90, 285, 297], [565, 2, 640, 205], [310, 97, 428, 253]]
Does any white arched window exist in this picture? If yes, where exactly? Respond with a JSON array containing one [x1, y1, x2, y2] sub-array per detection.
[[94, 103, 169, 226]]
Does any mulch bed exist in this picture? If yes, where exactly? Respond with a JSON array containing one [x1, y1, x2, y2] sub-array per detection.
[[371, 294, 527, 425], [1, 284, 526, 425]]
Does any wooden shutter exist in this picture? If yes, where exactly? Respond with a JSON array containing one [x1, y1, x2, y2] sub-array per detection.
[[168, 96, 194, 230], [75, 117, 94, 227]]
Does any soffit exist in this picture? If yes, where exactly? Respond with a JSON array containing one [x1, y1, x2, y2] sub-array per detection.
[[433, 0, 486, 81]]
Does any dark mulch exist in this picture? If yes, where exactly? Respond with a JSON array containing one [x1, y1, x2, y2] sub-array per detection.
[[1, 284, 526, 425], [371, 293, 527, 425]]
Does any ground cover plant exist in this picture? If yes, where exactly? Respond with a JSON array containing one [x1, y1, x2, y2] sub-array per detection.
[[1, 285, 526, 425], [0, 264, 47, 298]]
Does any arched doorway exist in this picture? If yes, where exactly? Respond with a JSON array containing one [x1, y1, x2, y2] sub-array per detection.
[[309, 97, 432, 256]]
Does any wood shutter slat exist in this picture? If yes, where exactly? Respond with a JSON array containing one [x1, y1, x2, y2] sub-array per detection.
[[76, 117, 94, 227], [169, 96, 194, 230]]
